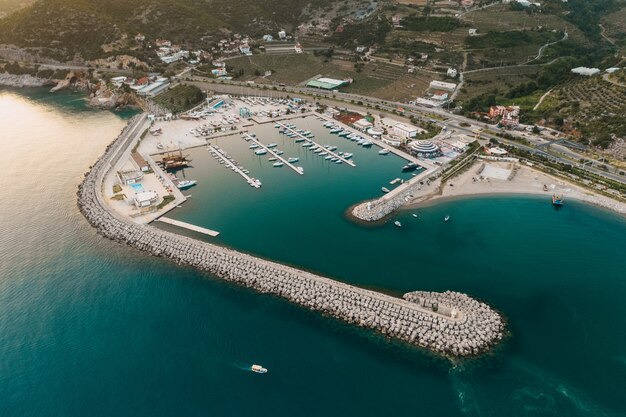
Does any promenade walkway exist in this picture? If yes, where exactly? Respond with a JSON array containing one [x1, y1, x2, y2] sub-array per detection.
[[158, 216, 220, 237]]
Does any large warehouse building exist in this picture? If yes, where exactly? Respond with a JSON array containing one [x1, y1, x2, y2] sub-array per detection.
[[306, 77, 351, 90]]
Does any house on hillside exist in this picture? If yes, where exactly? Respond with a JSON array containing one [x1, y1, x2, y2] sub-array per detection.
[[489, 105, 520, 126]]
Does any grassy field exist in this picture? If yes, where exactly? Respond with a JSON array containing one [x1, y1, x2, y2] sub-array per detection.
[[461, 4, 591, 45], [458, 66, 541, 101], [152, 84, 204, 114], [226, 54, 339, 85], [464, 30, 563, 69], [601, 6, 626, 38]]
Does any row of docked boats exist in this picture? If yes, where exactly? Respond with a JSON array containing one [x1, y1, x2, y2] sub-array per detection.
[[208, 145, 261, 187], [323, 123, 374, 148], [244, 131, 303, 171]]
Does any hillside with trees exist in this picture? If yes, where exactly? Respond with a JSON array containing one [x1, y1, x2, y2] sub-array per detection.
[[0, 0, 336, 60]]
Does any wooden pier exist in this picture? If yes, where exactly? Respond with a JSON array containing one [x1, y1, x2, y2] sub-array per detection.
[[157, 217, 220, 237], [207, 145, 261, 188], [242, 133, 304, 175], [277, 123, 356, 167]]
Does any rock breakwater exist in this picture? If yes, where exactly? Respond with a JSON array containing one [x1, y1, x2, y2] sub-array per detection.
[[77, 115, 504, 357]]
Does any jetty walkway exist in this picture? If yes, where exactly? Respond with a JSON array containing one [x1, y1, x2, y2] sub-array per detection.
[[277, 122, 356, 167], [242, 133, 303, 175], [207, 144, 261, 188], [158, 216, 220, 237], [77, 113, 504, 358]]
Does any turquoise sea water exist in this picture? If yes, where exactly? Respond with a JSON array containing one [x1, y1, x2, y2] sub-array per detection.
[[1, 87, 625, 417]]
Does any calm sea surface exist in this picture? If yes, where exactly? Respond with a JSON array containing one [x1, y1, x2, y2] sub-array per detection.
[[1, 87, 625, 417]]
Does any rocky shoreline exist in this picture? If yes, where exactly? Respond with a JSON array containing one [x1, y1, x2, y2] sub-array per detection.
[[77, 115, 505, 357], [0, 72, 53, 88]]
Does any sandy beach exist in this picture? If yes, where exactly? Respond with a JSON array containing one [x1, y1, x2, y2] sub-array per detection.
[[405, 160, 626, 216]]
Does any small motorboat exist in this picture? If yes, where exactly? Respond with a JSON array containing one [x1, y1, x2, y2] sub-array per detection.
[[378, 149, 390, 155], [444, 215, 450, 222], [177, 180, 197, 189], [287, 157, 299, 163], [381, 187, 390, 193], [394, 221, 402, 227], [251, 364, 268, 374], [273, 162, 284, 167]]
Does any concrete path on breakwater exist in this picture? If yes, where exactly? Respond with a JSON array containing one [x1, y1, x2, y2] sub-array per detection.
[[157, 217, 220, 237], [77, 113, 504, 357]]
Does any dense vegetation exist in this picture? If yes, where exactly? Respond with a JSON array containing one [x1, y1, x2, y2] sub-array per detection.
[[331, 15, 391, 48]]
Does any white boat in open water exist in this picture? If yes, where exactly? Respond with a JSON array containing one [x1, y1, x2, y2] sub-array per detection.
[[251, 364, 267, 374]]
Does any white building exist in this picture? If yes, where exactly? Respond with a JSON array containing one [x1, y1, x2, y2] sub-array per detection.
[[324, 107, 341, 118], [353, 118, 373, 131], [393, 123, 420, 138], [447, 68, 458, 78], [137, 78, 170, 97], [262, 34, 274, 42], [278, 30, 287, 40], [111, 76, 127, 87], [381, 135, 402, 147], [571, 67, 600, 76], [429, 80, 457, 91], [409, 140, 441, 158], [133, 191, 159, 208]]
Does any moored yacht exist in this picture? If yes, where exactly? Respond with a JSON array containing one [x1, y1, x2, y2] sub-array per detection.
[[177, 180, 197, 189], [402, 162, 419, 172], [378, 149, 390, 155]]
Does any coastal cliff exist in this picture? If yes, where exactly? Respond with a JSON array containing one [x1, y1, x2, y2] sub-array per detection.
[[77, 115, 505, 358]]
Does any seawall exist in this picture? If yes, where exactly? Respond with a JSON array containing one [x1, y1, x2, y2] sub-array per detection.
[[77, 114, 504, 357]]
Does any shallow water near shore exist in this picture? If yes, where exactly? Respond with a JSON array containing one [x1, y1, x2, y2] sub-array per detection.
[[1, 87, 626, 417]]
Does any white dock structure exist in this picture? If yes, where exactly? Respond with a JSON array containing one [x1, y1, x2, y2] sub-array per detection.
[[157, 217, 220, 237], [242, 133, 304, 175], [207, 145, 261, 188], [277, 123, 357, 167]]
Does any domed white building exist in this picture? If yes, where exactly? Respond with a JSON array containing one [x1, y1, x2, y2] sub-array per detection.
[[409, 140, 441, 158], [367, 127, 384, 137]]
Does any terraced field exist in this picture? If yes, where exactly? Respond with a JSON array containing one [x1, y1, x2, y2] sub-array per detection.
[[538, 77, 626, 147], [462, 4, 591, 45], [459, 66, 541, 101]]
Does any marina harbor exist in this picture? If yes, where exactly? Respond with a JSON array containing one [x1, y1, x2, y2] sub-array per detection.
[[83, 107, 506, 358]]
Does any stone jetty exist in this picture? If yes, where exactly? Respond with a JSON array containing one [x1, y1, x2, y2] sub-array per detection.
[[77, 114, 504, 357], [352, 174, 437, 222]]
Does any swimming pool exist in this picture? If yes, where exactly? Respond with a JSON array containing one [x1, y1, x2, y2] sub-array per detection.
[[130, 183, 145, 193]]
